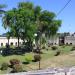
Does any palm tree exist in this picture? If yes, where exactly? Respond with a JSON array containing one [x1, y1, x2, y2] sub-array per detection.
[[0, 4, 6, 16]]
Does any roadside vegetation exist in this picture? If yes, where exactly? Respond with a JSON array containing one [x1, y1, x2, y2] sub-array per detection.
[[0, 45, 75, 74], [0, 1, 74, 74]]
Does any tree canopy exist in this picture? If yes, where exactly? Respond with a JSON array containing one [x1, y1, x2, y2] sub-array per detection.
[[2, 2, 62, 47]]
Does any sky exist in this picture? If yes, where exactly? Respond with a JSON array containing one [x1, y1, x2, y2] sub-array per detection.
[[0, 0, 75, 34]]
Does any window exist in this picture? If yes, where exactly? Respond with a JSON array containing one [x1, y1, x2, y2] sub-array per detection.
[[51, 43, 53, 45], [11, 42, 13, 45], [70, 43, 72, 45], [1, 43, 3, 46], [66, 43, 68, 45], [55, 43, 56, 45]]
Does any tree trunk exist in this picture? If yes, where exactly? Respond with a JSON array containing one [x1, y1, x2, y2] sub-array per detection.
[[8, 38, 9, 45], [18, 36, 19, 48]]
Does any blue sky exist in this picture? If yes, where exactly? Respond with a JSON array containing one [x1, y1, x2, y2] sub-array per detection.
[[0, 0, 75, 34]]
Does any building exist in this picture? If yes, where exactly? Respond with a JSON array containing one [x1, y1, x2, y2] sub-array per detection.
[[0, 33, 75, 47], [0, 37, 23, 47], [48, 36, 59, 45], [65, 35, 75, 45], [48, 33, 75, 45]]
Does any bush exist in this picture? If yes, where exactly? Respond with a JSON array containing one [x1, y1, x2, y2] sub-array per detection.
[[2, 48, 14, 56], [62, 45, 66, 48], [71, 46, 75, 51], [22, 61, 29, 65], [12, 64, 23, 72], [33, 54, 41, 62], [51, 46, 57, 50], [42, 46, 46, 49], [25, 54, 33, 62], [9, 59, 23, 73], [0, 62, 9, 70], [54, 51, 60, 56], [10, 59, 20, 66]]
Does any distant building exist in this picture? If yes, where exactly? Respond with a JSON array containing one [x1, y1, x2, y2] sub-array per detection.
[[48, 33, 75, 45], [0, 37, 23, 47], [48, 36, 59, 45], [0, 33, 75, 47], [65, 35, 75, 45]]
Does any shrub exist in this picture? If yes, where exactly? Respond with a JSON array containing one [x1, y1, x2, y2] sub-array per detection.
[[0, 62, 9, 70], [33, 54, 41, 62], [62, 45, 66, 48], [71, 46, 75, 51], [51, 46, 57, 50], [54, 51, 60, 56], [12, 64, 23, 72], [25, 54, 33, 62], [22, 61, 29, 65], [10, 59, 20, 66], [42, 46, 46, 49]]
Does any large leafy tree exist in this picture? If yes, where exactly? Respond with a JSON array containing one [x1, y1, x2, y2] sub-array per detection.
[[34, 9, 61, 47], [2, 2, 62, 49], [2, 2, 37, 48], [18, 2, 37, 49], [2, 8, 22, 47]]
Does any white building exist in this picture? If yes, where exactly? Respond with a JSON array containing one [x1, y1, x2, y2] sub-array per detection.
[[0, 37, 23, 47], [48, 37, 59, 45], [0, 33, 75, 47]]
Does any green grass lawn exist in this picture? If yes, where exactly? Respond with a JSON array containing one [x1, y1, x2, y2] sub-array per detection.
[[0, 45, 74, 74]]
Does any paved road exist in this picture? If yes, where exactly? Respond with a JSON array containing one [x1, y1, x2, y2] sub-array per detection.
[[2, 66, 75, 75]]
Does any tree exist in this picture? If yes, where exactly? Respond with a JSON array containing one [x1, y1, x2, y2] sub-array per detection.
[[34, 9, 61, 47], [2, 2, 36, 49], [2, 2, 62, 49], [18, 2, 37, 49], [0, 4, 6, 17], [6, 31, 13, 46]]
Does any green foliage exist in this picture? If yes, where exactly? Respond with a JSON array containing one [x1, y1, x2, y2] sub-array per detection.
[[34, 54, 41, 62], [9, 59, 23, 72], [41, 37, 46, 44], [62, 45, 66, 48], [0, 62, 9, 70], [0, 4, 6, 14], [18, 2, 33, 9], [51, 46, 58, 50], [2, 2, 62, 48], [10, 59, 20, 66], [25, 57, 33, 62], [0, 4, 6, 9], [49, 20, 62, 36], [25, 53, 33, 62], [12, 64, 23, 72], [54, 50, 60, 56], [71, 46, 75, 51]]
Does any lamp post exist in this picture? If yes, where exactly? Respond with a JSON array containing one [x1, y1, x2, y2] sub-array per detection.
[[34, 32, 41, 70], [34, 33, 37, 48]]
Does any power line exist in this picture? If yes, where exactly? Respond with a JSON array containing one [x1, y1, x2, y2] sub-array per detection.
[[57, 0, 72, 16]]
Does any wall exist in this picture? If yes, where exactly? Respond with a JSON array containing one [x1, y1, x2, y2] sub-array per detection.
[[48, 37, 59, 45], [65, 36, 75, 45], [0, 37, 23, 47]]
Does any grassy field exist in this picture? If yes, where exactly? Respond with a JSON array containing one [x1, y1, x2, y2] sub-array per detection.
[[0, 45, 75, 74]]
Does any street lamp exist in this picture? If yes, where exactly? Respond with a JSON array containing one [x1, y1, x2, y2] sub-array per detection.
[[34, 33, 37, 47], [34, 33, 41, 70]]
